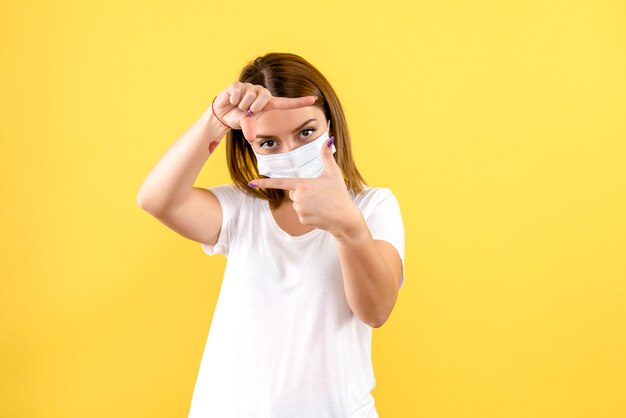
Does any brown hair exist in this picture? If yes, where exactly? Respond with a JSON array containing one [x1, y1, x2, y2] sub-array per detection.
[[225, 52, 368, 209]]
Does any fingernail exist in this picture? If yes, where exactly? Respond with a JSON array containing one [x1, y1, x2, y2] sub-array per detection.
[[327, 136, 335, 148], [247, 181, 258, 188], [246, 109, 253, 116]]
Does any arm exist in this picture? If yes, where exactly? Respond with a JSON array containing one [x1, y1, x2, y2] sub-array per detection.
[[332, 211, 403, 328], [243, 138, 404, 324], [136, 107, 229, 215], [137, 83, 317, 243], [135, 103, 231, 246]]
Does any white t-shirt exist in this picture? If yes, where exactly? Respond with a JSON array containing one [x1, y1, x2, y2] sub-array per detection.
[[188, 184, 405, 418]]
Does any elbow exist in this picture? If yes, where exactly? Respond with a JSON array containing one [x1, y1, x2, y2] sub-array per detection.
[[369, 304, 396, 328], [370, 298, 398, 329], [356, 312, 384, 329], [136, 191, 151, 212], [136, 191, 159, 214], [369, 316, 387, 329], [136, 191, 145, 209], [355, 302, 395, 329], [365, 311, 389, 329], [137, 191, 176, 217]]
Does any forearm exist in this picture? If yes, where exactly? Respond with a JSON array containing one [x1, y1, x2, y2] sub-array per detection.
[[136, 107, 229, 214], [333, 213, 398, 328]]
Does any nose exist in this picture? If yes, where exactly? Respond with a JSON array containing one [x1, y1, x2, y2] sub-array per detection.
[[279, 140, 304, 153]]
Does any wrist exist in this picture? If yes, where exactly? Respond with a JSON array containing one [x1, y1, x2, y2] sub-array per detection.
[[331, 207, 370, 243], [203, 108, 231, 142]]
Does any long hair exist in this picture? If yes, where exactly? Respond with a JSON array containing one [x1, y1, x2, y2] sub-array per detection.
[[225, 52, 367, 209]]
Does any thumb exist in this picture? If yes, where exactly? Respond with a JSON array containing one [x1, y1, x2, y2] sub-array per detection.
[[240, 116, 256, 142], [321, 135, 339, 175]]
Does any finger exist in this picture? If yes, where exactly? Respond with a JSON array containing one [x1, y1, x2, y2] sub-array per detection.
[[238, 87, 258, 112], [225, 82, 244, 105], [320, 135, 339, 175], [240, 116, 256, 142], [264, 95, 318, 110], [248, 177, 301, 190], [248, 88, 272, 114]]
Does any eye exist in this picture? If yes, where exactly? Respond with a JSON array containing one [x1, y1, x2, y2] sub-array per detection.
[[260, 139, 276, 149], [301, 128, 316, 139]]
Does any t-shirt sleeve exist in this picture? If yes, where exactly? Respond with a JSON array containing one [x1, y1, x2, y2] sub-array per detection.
[[200, 184, 243, 257], [363, 188, 406, 289]]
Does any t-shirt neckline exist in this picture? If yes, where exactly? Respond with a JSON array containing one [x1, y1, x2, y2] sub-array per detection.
[[262, 199, 324, 242]]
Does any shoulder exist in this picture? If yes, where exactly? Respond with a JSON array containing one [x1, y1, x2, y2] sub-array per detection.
[[208, 183, 254, 200], [352, 186, 403, 221], [352, 186, 398, 208], [206, 183, 258, 212]]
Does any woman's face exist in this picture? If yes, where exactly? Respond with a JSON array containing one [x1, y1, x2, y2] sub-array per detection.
[[249, 105, 329, 155]]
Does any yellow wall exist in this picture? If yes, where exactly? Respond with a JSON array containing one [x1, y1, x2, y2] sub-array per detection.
[[1, 0, 624, 417]]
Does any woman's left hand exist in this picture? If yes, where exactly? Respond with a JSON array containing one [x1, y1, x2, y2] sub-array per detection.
[[248, 137, 365, 239]]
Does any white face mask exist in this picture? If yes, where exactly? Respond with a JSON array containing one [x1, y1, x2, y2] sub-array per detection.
[[252, 119, 336, 178]]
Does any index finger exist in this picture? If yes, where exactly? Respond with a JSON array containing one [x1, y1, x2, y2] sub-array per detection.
[[263, 95, 317, 110], [249, 177, 301, 190]]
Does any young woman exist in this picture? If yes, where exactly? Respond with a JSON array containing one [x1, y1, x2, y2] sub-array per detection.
[[137, 52, 405, 418]]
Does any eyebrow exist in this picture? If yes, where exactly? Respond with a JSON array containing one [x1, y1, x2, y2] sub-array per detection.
[[255, 118, 317, 141]]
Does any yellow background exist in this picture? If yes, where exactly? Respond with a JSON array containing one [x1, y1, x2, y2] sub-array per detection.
[[1, 0, 625, 417]]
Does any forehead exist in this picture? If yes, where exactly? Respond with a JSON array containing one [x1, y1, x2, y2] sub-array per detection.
[[254, 106, 326, 131]]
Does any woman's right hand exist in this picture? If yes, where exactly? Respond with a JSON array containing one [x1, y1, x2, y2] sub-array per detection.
[[212, 81, 318, 142]]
